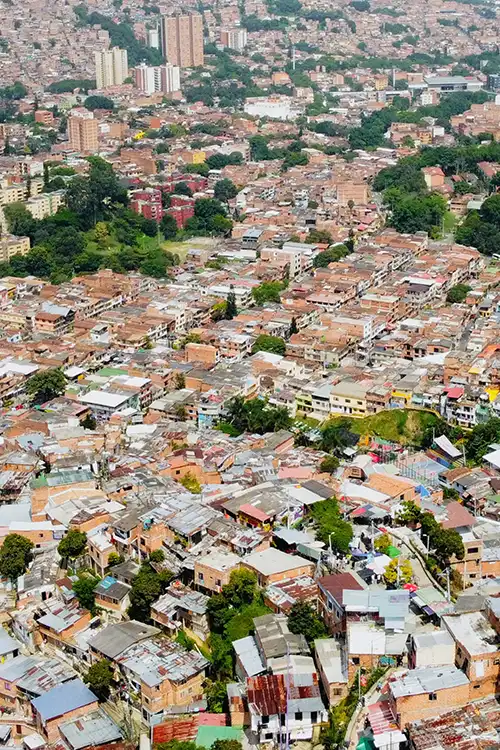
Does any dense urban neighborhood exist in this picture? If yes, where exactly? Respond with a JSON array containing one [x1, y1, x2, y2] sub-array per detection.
[[3, 0, 500, 748]]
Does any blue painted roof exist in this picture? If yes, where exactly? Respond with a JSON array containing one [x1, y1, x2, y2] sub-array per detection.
[[31, 678, 97, 721]]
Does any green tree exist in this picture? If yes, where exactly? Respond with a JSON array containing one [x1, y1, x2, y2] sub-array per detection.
[[446, 284, 471, 303], [73, 573, 100, 613], [83, 659, 114, 702], [0, 534, 33, 584], [374, 533, 391, 554], [223, 568, 258, 609], [107, 552, 124, 568], [319, 455, 339, 473], [226, 287, 238, 319], [252, 334, 286, 356], [84, 95, 115, 110], [81, 412, 97, 430], [161, 213, 178, 239], [310, 497, 353, 554], [313, 245, 350, 267], [204, 680, 229, 713], [26, 368, 66, 404], [174, 181, 193, 197], [396, 500, 422, 526], [383, 558, 412, 586], [225, 396, 291, 434], [156, 742, 200, 750], [252, 281, 284, 305], [175, 372, 186, 389], [288, 602, 328, 644], [179, 472, 202, 494], [4, 202, 36, 236], [128, 561, 172, 622], [307, 229, 333, 245], [466, 417, 500, 462], [214, 178, 238, 202], [58, 530, 87, 561]]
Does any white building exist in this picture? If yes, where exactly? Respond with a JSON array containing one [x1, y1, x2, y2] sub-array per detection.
[[95, 47, 128, 89], [134, 63, 181, 95], [220, 27, 247, 52]]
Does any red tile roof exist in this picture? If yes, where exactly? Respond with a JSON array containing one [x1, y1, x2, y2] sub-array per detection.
[[441, 501, 476, 530], [239, 503, 270, 522], [318, 572, 364, 604]]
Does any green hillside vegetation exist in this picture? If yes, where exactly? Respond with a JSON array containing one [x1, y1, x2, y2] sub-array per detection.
[[324, 409, 449, 446]]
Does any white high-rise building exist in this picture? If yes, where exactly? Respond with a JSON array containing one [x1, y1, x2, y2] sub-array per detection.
[[134, 63, 181, 95], [94, 47, 129, 89], [147, 27, 160, 49], [220, 28, 247, 52]]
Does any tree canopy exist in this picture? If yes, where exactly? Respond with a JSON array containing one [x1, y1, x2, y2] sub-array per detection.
[[252, 281, 286, 306], [83, 659, 114, 702], [58, 530, 87, 561], [384, 558, 412, 586], [287, 602, 328, 644], [73, 573, 101, 614], [310, 497, 353, 554], [224, 396, 292, 435], [313, 245, 350, 267], [446, 284, 471, 304], [0, 534, 33, 583], [252, 334, 286, 356], [26, 368, 66, 404], [128, 557, 173, 622]]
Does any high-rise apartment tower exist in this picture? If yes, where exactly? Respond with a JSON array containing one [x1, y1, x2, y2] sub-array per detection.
[[160, 14, 203, 68]]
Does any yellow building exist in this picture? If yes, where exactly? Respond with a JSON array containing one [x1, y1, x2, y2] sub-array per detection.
[[329, 380, 369, 417], [25, 191, 65, 220], [0, 235, 30, 263]]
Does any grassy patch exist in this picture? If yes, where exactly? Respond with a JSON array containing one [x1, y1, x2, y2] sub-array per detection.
[[325, 408, 443, 446], [443, 210, 456, 235], [224, 601, 271, 642]]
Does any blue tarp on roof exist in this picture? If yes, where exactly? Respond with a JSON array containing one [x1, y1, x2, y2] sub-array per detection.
[[32, 678, 97, 721], [416, 484, 431, 497]]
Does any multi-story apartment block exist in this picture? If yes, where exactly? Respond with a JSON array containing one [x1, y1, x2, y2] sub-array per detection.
[[160, 14, 204, 68], [67, 111, 98, 153], [134, 63, 181, 95], [220, 27, 247, 52], [94, 47, 128, 89]]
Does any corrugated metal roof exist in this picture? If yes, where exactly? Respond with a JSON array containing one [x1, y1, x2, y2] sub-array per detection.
[[59, 709, 122, 750], [32, 678, 97, 721]]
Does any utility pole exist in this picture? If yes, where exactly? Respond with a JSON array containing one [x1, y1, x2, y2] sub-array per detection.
[[445, 567, 451, 602], [285, 644, 291, 750]]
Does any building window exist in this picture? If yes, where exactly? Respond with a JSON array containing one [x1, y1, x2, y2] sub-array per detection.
[[198, 572, 204, 581], [352, 657, 360, 665], [295, 712, 303, 721], [429, 693, 437, 701]]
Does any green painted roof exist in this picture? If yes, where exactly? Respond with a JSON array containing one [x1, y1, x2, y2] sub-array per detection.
[[97, 367, 128, 377], [32, 474, 48, 488], [357, 738, 375, 750], [195, 726, 243, 747]]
